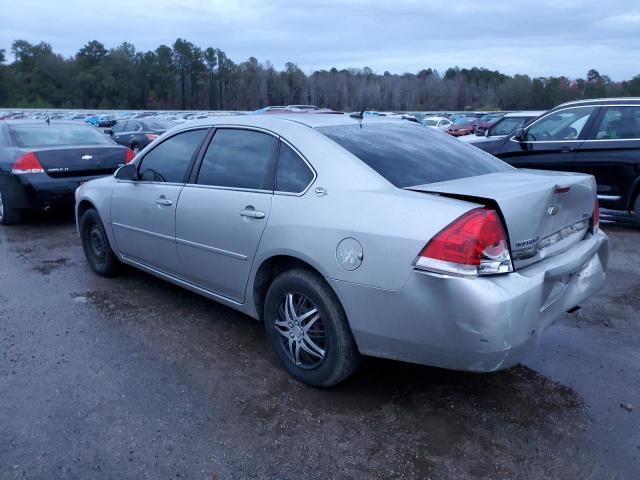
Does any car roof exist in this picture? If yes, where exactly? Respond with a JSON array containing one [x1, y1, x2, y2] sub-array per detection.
[[503, 111, 546, 117], [182, 113, 406, 130], [555, 97, 640, 108]]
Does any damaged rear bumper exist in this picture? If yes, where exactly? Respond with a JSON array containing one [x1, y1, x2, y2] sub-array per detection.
[[329, 230, 609, 372]]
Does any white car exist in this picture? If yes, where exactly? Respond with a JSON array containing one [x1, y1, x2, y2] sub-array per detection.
[[458, 111, 546, 143], [421, 116, 452, 131]]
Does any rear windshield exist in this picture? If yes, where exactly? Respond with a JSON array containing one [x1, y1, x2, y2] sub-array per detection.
[[9, 124, 113, 148], [316, 123, 513, 188]]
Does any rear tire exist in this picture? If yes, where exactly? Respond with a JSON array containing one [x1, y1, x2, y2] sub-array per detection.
[[264, 268, 361, 387], [0, 185, 22, 225], [80, 208, 120, 277]]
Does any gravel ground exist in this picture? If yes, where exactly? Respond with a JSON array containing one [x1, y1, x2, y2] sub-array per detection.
[[0, 216, 638, 479]]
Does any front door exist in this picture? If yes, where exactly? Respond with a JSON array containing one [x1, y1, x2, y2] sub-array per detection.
[[176, 128, 277, 302], [498, 106, 597, 172], [110, 128, 210, 275], [572, 105, 640, 210]]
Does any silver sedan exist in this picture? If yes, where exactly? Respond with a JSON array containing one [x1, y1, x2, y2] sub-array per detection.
[[75, 114, 609, 386]]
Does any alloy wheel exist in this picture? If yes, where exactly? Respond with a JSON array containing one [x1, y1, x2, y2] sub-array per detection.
[[274, 292, 327, 369]]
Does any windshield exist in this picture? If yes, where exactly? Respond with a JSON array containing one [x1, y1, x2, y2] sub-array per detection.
[[9, 124, 114, 148], [316, 123, 513, 188], [453, 117, 475, 126], [489, 117, 530, 136], [423, 119, 438, 126]]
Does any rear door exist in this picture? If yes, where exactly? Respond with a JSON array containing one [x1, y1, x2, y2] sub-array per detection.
[[571, 104, 640, 210], [497, 106, 597, 172], [175, 128, 277, 302], [110, 128, 209, 275]]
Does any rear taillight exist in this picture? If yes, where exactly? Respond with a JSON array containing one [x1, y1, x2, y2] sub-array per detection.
[[125, 148, 135, 163], [11, 152, 45, 174], [415, 208, 514, 276], [145, 133, 159, 141], [593, 198, 600, 233]]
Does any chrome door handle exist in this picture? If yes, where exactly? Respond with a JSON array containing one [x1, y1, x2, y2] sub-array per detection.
[[240, 209, 265, 219], [156, 197, 173, 206], [561, 147, 574, 153]]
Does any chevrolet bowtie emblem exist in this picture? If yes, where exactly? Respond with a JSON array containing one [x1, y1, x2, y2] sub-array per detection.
[[81, 154, 93, 160]]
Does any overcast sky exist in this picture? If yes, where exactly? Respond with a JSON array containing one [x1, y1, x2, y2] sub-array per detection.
[[1, 0, 638, 80]]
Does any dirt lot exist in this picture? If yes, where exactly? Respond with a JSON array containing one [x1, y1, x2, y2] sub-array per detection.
[[0, 217, 638, 479]]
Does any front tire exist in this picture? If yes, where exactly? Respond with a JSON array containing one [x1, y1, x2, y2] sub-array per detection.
[[0, 185, 22, 225], [80, 208, 120, 277], [264, 269, 361, 387]]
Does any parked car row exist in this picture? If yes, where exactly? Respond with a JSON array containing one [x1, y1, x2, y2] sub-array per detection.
[[458, 111, 545, 143]]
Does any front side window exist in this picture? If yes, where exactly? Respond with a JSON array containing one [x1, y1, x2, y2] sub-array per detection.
[[594, 106, 640, 139], [276, 143, 314, 193], [317, 123, 512, 188], [526, 106, 595, 141], [196, 129, 276, 190], [138, 128, 208, 183]]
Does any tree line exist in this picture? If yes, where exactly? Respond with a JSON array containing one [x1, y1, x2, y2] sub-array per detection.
[[1, 39, 639, 112]]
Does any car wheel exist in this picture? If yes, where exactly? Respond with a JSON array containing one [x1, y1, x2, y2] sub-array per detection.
[[0, 185, 22, 225], [80, 208, 120, 277], [264, 268, 361, 387], [131, 144, 140, 154]]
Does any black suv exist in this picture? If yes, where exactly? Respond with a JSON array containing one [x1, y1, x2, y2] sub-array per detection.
[[475, 98, 640, 222]]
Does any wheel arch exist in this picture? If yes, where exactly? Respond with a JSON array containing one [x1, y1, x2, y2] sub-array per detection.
[[627, 175, 640, 212], [251, 254, 334, 322], [76, 199, 96, 222]]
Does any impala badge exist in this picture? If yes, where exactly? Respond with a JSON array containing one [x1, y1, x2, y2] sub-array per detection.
[[547, 205, 560, 216], [81, 154, 93, 160]]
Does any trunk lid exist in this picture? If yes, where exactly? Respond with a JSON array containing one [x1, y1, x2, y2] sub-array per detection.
[[32, 145, 128, 178], [408, 170, 597, 268]]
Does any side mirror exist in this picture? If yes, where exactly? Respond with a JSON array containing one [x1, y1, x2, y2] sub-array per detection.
[[105, 129, 113, 135], [115, 163, 138, 180], [513, 127, 526, 142]]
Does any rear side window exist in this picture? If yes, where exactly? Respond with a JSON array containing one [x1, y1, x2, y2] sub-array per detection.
[[317, 123, 512, 188], [276, 143, 314, 193], [138, 128, 208, 183], [594, 106, 640, 139], [196, 129, 276, 190], [9, 124, 114, 148]]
